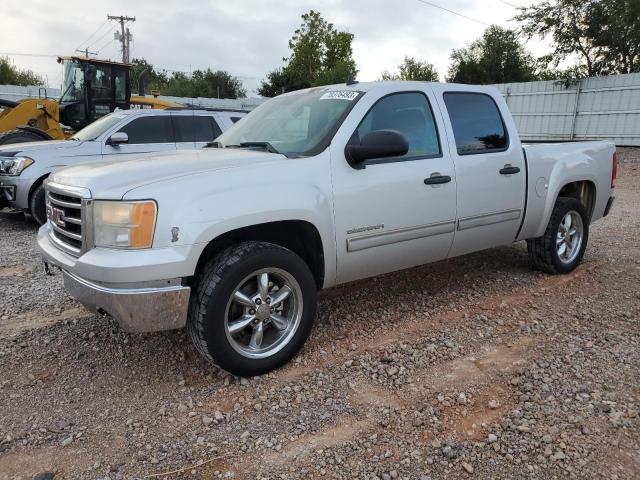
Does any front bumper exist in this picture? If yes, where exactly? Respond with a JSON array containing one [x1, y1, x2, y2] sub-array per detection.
[[60, 269, 190, 332], [38, 223, 192, 333], [0, 175, 31, 210]]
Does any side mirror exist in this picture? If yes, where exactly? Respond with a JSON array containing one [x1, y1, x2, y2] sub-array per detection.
[[107, 132, 129, 145], [346, 130, 409, 167]]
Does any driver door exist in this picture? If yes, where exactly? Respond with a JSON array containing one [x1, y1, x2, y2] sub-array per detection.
[[330, 88, 457, 284], [102, 115, 177, 156]]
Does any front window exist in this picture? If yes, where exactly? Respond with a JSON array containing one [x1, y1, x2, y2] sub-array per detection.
[[60, 60, 85, 103], [216, 88, 362, 156], [70, 113, 125, 141]]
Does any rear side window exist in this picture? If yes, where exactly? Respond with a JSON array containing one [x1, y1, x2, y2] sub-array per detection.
[[354, 92, 441, 161], [117, 116, 174, 144], [443, 93, 508, 155], [230, 116, 243, 123], [173, 116, 222, 142]]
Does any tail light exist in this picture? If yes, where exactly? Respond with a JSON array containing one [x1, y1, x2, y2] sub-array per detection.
[[611, 151, 618, 188]]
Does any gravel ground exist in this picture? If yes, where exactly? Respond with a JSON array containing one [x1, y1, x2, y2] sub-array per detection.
[[1, 162, 639, 480]]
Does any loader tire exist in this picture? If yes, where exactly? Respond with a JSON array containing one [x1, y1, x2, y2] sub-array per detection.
[[0, 129, 46, 145]]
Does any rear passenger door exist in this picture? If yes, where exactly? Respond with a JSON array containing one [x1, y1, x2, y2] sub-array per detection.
[[102, 115, 177, 156], [433, 86, 526, 256], [172, 113, 222, 149]]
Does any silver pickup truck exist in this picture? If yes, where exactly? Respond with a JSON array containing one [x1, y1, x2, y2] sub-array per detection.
[[38, 81, 616, 376], [0, 108, 245, 224]]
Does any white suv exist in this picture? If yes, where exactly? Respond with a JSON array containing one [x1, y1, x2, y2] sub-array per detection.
[[0, 108, 246, 224]]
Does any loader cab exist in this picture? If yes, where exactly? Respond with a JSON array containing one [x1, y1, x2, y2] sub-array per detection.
[[57, 56, 131, 130]]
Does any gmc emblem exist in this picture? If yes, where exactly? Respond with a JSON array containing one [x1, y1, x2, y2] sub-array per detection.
[[46, 205, 66, 228]]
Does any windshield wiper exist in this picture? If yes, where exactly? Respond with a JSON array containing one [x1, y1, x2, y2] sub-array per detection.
[[204, 141, 222, 148], [239, 142, 280, 154]]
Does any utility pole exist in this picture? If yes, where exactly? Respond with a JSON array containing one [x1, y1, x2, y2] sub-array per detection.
[[75, 48, 97, 58], [107, 14, 136, 63]]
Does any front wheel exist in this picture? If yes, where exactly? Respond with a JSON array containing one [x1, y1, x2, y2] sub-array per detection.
[[29, 183, 47, 225], [527, 197, 589, 274], [188, 241, 317, 377]]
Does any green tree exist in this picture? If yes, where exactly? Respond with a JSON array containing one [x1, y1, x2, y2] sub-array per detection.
[[0, 57, 45, 86], [515, 0, 640, 77], [164, 69, 246, 99], [129, 59, 246, 99], [380, 56, 439, 82], [130, 58, 168, 93], [258, 10, 358, 97], [446, 26, 538, 84]]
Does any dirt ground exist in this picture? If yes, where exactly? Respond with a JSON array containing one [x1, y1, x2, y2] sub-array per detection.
[[0, 162, 638, 480]]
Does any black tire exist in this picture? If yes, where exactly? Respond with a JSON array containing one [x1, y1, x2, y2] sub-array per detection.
[[29, 183, 47, 225], [527, 197, 589, 274], [0, 129, 46, 145], [188, 241, 317, 377]]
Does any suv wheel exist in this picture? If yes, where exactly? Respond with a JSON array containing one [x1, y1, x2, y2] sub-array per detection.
[[29, 183, 47, 225], [188, 241, 317, 377]]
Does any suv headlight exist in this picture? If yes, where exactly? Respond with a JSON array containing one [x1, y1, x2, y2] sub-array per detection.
[[93, 200, 157, 249], [0, 156, 34, 176]]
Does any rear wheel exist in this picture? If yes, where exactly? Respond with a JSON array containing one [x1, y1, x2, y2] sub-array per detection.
[[29, 183, 47, 225], [527, 197, 589, 274], [188, 241, 317, 377], [0, 129, 46, 145]]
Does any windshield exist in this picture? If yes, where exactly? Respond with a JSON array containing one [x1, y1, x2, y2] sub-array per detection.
[[60, 60, 85, 103], [70, 113, 125, 141], [216, 88, 362, 156]]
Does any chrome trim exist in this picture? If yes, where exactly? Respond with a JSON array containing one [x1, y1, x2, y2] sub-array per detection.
[[50, 222, 82, 241], [48, 195, 82, 209], [63, 215, 82, 225], [457, 209, 521, 231], [347, 220, 455, 252], [44, 181, 90, 257], [48, 229, 81, 255], [44, 179, 91, 199], [62, 270, 190, 333]]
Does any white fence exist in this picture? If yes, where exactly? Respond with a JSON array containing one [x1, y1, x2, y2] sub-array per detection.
[[494, 73, 640, 146]]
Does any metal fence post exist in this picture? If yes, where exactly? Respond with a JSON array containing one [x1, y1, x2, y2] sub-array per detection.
[[569, 79, 582, 141]]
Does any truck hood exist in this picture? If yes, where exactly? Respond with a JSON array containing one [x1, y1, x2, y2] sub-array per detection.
[[0, 139, 86, 157], [49, 148, 287, 199]]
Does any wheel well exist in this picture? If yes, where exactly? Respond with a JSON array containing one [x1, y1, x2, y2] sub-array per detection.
[[27, 174, 50, 211], [192, 220, 325, 289], [558, 180, 596, 220]]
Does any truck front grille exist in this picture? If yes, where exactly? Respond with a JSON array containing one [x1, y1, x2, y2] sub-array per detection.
[[45, 183, 90, 256]]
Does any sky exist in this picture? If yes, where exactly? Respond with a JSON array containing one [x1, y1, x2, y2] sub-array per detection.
[[1, 0, 547, 96]]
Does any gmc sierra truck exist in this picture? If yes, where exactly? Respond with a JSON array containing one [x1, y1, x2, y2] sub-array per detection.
[[37, 81, 617, 376]]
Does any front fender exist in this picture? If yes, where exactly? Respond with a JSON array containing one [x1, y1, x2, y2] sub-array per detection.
[[124, 155, 337, 286]]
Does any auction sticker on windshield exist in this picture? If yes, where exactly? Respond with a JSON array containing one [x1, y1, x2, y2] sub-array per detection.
[[320, 90, 360, 101]]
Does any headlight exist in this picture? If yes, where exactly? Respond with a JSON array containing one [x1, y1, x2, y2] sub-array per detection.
[[0, 156, 34, 176], [93, 200, 157, 249]]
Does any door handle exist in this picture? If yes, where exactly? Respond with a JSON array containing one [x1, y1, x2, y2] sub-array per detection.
[[424, 173, 451, 185], [500, 164, 521, 175]]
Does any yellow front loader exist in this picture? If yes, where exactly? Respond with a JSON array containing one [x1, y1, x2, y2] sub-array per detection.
[[0, 56, 182, 145]]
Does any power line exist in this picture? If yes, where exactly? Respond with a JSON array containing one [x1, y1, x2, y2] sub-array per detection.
[[497, 0, 521, 8], [74, 19, 109, 52], [95, 35, 117, 55], [0, 52, 58, 58], [414, 0, 490, 26], [87, 25, 116, 50]]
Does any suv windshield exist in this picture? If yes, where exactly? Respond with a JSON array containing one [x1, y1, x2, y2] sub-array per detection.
[[216, 88, 362, 156], [70, 112, 125, 141]]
